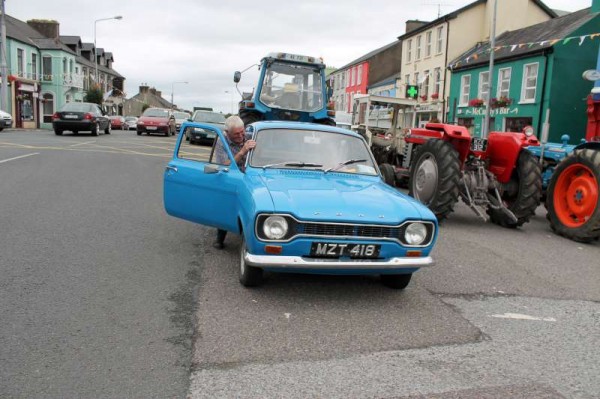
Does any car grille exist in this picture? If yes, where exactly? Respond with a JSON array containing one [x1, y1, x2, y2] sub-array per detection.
[[298, 222, 400, 240]]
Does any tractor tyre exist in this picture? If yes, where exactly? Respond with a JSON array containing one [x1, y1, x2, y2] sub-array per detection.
[[380, 163, 395, 186], [488, 150, 542, 228], [409, 140, 460, 221], [546, 149, 600, 243], [240, 111, 262, 126]]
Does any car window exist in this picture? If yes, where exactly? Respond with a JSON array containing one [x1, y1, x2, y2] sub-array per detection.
[[61, 103, 94, 112], [192, 112, 226, 124], [174, 112, 190, 119], [143, 108, 169, 118], [178, 130, 217, 163], [249, 128, 377, 175]]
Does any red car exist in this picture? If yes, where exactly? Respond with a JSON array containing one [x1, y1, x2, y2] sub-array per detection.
[[109, 115, 127, 130], [136, 108, 176, 136]]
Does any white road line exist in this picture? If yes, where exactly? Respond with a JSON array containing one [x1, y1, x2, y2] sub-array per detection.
[[69, 141, 96, 147], [489, 313, 556, 322], [0, 152, 40, 164]]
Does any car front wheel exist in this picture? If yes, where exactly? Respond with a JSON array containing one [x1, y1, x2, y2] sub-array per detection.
[[239, 236, 263, 287]]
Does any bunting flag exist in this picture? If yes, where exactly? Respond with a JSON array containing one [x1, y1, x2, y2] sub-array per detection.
[[449, 32, 600, 70]]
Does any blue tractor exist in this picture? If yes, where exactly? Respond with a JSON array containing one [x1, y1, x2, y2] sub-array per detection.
[[527, 134, 584, 196], [233, 52, 335, 126]]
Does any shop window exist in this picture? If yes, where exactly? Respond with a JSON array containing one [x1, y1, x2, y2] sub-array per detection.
[[505, 117, 533, 133], [457, 117, 475, 135]]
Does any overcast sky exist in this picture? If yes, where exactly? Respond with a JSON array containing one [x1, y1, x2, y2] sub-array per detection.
[[8, 0, 593, 113]]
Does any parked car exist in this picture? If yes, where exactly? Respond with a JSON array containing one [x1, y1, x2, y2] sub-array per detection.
[[164, 121, 438, 288], [173, 111, 191, 134], [52, 102, 111, 136], [137, 108, 176, 136], [184, 110, 226, 145], [109, 115, 127, 130], [124, 116, 138, 130], [0, 109, 13, 131]]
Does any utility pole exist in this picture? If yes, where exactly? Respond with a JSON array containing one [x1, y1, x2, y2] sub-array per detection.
[[482, 0, 497, 139], [0, 0, 8, 111]]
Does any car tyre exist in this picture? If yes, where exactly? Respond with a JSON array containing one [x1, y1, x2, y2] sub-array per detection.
[[105, 123, 111, 135], [91, 123, 99, 136], [239, 236, 263, 287], [137, 130, 142, 136], [380, 163, 395, 186], [54, 128, 63, 135], [380, 273, 412, 289]]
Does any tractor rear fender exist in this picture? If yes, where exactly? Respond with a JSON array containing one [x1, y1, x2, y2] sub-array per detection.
[[487, 132, 540, 183], [407, 124, 472, 164], [574, 141, 600, 151]]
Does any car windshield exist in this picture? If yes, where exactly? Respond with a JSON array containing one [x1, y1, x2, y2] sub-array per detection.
[[61, 103, 95, 112], [173, 112, 190, 119], [259, 61, 323, 112], [249, 128, 377, 175], [143, 108, 169, 118], [192, 112, 225, 124]]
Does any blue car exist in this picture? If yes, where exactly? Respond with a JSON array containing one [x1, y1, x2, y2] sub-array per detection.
[[164, 121, 438, 288]]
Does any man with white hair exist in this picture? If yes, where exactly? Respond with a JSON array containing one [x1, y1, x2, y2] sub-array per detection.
[[212, 115, 256, 249]]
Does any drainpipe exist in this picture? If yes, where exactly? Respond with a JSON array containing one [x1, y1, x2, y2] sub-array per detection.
[[442, 20, 450, 122], [537, 50, 551, 139]]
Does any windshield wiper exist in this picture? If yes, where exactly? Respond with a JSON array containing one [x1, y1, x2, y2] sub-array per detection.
[[262, 161, 323, 170], [325, 159, 367, 173]]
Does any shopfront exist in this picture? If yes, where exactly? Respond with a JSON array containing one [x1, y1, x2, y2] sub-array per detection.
[[454, 105, 536, 137], [14, 81, 40, 129]]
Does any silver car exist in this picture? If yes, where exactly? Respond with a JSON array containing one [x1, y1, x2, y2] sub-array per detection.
[[0, 109, 13, 131]]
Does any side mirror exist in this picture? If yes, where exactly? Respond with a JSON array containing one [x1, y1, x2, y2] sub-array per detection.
[[233, 71, 241, 83]]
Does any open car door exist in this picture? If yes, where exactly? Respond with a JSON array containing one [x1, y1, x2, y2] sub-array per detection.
[[163, 122, 241, 232]]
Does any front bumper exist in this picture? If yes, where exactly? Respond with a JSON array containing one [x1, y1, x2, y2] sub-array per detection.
[[244, 253, 434, 271], [138, 125, 169, 133]]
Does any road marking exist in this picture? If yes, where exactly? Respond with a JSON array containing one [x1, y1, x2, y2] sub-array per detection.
[[69, 141, 96, 147], [489, 313, 556, 322], [0, 152, 40, 164]]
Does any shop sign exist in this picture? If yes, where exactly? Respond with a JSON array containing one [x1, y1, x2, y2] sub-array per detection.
[[457, 106, 519, 116]]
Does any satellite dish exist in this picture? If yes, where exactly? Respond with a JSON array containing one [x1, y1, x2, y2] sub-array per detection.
[[582, 70, 600, 81]]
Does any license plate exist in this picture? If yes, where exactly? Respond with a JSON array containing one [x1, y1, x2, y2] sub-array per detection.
[[310, 242, 381, 259], [64, 114, 78, 119], [147, 126, 157, 130], [470, 137, 488, 152]]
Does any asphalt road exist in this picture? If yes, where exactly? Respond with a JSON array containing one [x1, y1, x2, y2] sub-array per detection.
[[1, 128, 598, 398]]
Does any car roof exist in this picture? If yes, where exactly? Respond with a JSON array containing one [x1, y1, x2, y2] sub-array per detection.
[[250, 121, 360, 138]]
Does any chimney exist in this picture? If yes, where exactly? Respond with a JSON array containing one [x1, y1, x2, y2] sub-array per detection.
[[150, 88, 157, 95], [155, 90, 162, 98], [139, 85, 149, 94], [405, 20, 429, 34], [27, 19, 60, 40]]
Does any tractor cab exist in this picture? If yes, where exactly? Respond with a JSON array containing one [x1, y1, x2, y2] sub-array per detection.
[[234, 52, 335, 125]]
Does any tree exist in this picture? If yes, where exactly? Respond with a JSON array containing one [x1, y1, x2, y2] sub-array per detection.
[[84, 85, 104, 105]]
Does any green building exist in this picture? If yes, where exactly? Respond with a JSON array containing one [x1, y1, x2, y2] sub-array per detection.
[[447, 7, 600, 143]]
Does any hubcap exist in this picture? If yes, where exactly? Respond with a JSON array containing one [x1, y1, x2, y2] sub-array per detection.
[[413, 154, 438, 204], [554, 164, 598, 227]]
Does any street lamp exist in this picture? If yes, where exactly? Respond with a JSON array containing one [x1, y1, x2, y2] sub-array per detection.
[[224, 90, 234, 114], [171, 81, 188, 110], [94, 16, 122, 87]]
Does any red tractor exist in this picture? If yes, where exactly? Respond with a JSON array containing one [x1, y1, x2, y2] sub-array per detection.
[[405, 123, 542, 228]]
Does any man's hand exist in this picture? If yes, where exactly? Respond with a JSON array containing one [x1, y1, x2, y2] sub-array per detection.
[[242, 140, 256, 155]]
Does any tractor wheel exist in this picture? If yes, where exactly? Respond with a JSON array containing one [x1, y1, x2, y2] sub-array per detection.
[[409, 140, 460, 220], [380, 163, 395, 186], [488, 150, 541, 228], [240, 111, 262, 126], [546, 149, 600, 243]]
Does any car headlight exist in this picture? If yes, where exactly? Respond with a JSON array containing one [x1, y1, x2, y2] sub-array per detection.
[[262, 215, 289, 240], [404, 223, 427, 245], [138, 121, 144, 125], [523, 125, 534, 137], [193, 127, 206, 133]]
